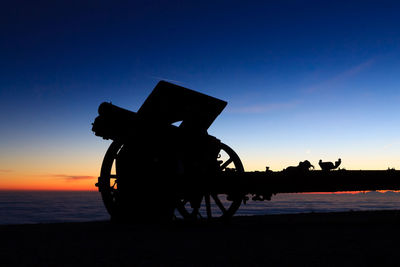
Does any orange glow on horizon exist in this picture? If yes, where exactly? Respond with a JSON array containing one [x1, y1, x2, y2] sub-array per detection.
[[0, 185, 98, 191], [2, 168, 400, 192], [295, 190, 400, 195], [301, 191, 371, 195], [0, 172, 98, 191]]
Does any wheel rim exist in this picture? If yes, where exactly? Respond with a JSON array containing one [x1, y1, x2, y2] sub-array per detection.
[[176, 142, 244, 220], [98, 141, 123, 217]]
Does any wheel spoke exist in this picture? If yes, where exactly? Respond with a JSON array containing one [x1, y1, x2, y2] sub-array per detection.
[[205, 194, 212, 219], [211, 194, 226, 213], [220, 157, 233, 170], [175, 142, 244, 221]]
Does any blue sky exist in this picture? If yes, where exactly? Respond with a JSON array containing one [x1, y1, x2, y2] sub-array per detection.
[[1, 0, 400, 188]]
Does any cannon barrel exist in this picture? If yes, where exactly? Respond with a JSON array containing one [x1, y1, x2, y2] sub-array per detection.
[[92, 102, 143, 141], [92, 81, 228, 141], [92, 101, 185, 141]]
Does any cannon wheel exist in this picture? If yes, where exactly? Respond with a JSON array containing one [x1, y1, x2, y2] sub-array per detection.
[[99, 141, 244, 221], [98, 141, 123, 217], [175, 143, 245, 221]]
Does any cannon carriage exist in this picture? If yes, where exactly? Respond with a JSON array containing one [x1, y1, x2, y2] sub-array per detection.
[[92, 81, 400, 222]]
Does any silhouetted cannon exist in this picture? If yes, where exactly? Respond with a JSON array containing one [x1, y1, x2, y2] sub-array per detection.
[[93, 81, 400, 222], [92, 81, 246, 222]]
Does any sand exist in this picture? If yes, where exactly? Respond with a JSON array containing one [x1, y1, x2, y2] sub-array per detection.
[[2, 210, 400, 266]]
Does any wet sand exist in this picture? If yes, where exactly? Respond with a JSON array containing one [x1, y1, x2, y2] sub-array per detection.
[[2, 210, 400, 266]]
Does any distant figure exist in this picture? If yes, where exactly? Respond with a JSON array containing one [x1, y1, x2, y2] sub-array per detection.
[[284, 160, 314, 172], [319, 158, 341, 171]]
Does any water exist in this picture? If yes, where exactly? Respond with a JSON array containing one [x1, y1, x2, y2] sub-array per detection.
[[237, 191, 400, 215], [1, 191, 400, 225], [0, 191, 109, 225]]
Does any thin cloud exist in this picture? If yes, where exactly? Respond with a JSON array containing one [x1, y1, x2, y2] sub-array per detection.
[[306, 58, 375, 93], [384, 141, 400, 150], [51, 174, 96, 181], [228, 100, 299, 114], [0, 169, 13, 173]]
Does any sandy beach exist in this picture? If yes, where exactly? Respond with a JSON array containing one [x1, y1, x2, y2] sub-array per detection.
[[2, 210, 400, 266]]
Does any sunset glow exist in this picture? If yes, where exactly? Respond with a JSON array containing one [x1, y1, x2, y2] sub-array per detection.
[[2, 1, 400, 190], [0, 172, 97, 191]]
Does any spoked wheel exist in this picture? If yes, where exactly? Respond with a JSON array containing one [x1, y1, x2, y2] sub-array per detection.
[[97, 141, 123, 218], [176, 143, 245, 221]]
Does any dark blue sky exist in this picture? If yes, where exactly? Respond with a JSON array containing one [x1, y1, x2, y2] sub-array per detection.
[[2, 1, 400, 188]]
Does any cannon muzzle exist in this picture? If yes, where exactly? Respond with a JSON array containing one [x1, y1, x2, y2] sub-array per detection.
[[92, 102, 140, 140]]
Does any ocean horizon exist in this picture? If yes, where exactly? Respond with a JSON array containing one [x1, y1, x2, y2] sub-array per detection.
[[1, 190, 400, 225]]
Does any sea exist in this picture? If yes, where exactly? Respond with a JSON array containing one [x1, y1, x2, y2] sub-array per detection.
[[1, 190, 400, 225]]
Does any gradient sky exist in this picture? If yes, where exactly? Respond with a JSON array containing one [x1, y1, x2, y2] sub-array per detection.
[[1, 0, 400, 190]]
